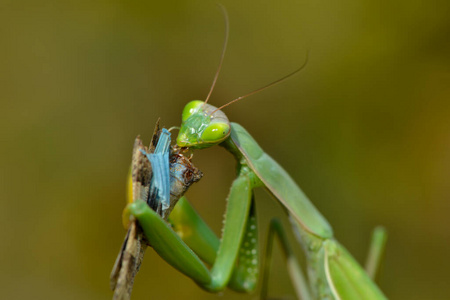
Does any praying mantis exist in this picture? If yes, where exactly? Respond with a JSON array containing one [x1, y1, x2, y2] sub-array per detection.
[[121, 6, 388, 300]]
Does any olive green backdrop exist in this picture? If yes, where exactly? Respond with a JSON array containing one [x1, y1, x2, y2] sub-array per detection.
[[1, 0, 449, 299]]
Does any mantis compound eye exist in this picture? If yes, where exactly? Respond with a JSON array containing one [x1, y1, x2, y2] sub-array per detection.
[[182, 100, 204, 122], [201, 122, 230, 143]]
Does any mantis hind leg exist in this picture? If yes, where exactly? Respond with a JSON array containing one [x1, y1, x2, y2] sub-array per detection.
[[364, 226, 387, 280], [261, 218, 312, 300]]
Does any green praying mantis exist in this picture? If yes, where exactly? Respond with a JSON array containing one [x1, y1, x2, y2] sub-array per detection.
[[121, 7, 388, 300]]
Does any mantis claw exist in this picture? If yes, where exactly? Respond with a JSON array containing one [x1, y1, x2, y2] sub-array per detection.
[[122, 201, 147, 229], [122, 204, 133, 229]]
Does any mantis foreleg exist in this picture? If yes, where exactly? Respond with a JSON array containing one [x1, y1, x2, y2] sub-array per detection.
[[124, 166, 256, 292], [169, 197, 219, 265]]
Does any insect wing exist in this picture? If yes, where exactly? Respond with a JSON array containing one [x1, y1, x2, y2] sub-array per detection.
[[324, 241, 387, 300], [142, 128, 171, 214]]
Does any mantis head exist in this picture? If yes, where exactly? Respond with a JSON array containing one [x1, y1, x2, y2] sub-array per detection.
[[176, 100, 231, 149], [175, 6, 307, 149]]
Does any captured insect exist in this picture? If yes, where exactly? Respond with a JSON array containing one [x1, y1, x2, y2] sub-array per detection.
[[120, 6, 388, 300], [111, 121, 203, 300]]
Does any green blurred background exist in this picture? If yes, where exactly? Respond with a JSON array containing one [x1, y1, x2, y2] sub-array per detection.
[[1, 0, 449, 299]]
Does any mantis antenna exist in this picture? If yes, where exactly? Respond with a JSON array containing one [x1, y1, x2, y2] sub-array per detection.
[[210, 49, 309, 115], [204, 4, 230, 104]]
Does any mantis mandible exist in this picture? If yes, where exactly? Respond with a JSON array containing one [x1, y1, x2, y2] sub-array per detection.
[[123, 7, 388, 299]]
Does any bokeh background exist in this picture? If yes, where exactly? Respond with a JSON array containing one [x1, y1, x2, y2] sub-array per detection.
[[1, 0, 449, 299]]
